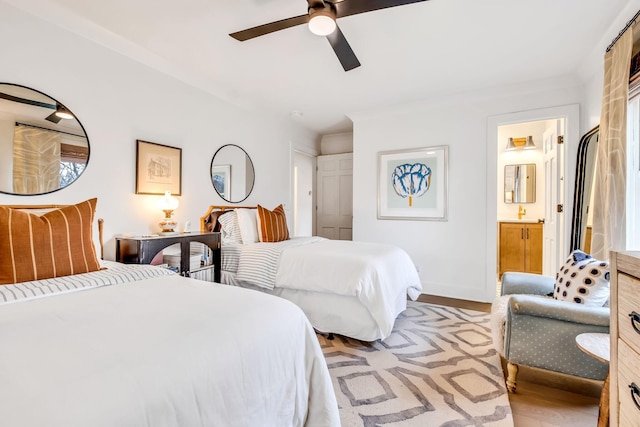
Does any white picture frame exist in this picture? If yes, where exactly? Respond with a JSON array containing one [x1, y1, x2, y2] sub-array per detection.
[[377, 145, 448, 221]]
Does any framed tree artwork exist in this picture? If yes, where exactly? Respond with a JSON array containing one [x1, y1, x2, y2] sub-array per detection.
[[377, 145, 448, 221]]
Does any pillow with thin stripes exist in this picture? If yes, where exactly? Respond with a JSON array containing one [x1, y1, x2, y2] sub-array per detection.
[[0, 198, 101, 284], [218, 210, 243, 244], [256, 204, 290, 243]]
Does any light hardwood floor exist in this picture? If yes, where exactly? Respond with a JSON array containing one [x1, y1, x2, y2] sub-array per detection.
[[418, 294, 601, 426]]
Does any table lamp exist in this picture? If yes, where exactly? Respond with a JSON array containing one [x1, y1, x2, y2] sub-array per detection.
[[158, 191, 179, 234]]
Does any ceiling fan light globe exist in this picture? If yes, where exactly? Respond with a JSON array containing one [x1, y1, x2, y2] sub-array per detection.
[[308, 15, 336, 36], [54, 104, 74, 119], [55, 111, 74, 120]]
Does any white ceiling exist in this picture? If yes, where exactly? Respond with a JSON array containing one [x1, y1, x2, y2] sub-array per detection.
[[6, 0, 635, 134]]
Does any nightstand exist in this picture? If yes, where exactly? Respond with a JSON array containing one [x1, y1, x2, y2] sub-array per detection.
[[115, 232, 221, 282]]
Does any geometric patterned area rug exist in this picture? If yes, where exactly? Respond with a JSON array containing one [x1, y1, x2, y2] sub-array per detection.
[[318, 301, 514, 426]]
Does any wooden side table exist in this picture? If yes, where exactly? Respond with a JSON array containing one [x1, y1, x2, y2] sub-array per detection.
[[115, 232, 221, 282], [576, 332, 610, 427]]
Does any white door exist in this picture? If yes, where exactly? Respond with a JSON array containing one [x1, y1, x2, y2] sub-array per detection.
[[542, 120, 564, 276], [316, 153, 353, 240], [292, 151, 314, 237]]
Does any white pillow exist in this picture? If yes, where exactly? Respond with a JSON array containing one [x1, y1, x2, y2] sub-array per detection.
[[553, 250, 610, 306], [217, 211, 243, 244], [235, 208, 259, 244]]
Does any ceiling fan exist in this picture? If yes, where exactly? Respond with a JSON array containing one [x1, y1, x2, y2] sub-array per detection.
[[230, 0, 430, 72], [0, 92, 73, 123]]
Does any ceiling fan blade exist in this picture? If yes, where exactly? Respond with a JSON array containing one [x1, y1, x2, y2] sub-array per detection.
[[0, 92, 56, 110], [332, 0, 430, 19], [45, 112, 62, 124], [230, 14, 310, 41], [326, 25, 361, 71]]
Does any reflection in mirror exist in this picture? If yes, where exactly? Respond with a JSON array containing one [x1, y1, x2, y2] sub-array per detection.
[[504, 164, 536, 203], [570, 126, 599, 253], [0, 83, 89, 195], [210, 144, 255, 203]]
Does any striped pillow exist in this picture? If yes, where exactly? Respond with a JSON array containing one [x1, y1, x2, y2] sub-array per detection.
[[218, 210, 243, 244], [0, 198, 101, 284], [256, 204, 290, 243]]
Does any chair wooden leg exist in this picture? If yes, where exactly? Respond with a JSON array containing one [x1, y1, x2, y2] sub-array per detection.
[[506, 362, 519, 393]]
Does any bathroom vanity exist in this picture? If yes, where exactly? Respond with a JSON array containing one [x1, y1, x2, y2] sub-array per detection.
[[498, 220, 543, 278]]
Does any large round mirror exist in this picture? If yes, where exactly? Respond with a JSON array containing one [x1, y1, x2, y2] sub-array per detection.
[[0, 83, 89, 196], [210, 144, 255, 203], [570, 126, 599, 253]]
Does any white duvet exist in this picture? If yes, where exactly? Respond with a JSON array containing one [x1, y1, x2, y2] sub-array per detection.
[[0, 267, 340, 427], [236, 238, 422, 340]]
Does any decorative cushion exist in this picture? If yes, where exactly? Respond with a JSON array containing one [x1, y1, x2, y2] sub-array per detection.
[[217, 210, 243, 244], [204, 209, 231, 232], [0, 198, 101, 284], [256, 204, 290, 243], [236, 208, 259, 244], [553, 250, 610, 306]]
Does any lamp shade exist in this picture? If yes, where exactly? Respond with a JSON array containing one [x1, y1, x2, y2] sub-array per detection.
[[523, 135, 536, 149], [158, 191, 179, 213], [506, 136, 536, 151]]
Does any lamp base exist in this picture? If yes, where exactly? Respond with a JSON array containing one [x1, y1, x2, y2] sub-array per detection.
[[159, 217, 178, 235], [158, 231, 179, 236]]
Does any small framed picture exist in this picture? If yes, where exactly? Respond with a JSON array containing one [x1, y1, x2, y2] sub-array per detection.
[[211, 164, 231, 199], [377, 145, 448, 221], [135, 140, 182, 195]]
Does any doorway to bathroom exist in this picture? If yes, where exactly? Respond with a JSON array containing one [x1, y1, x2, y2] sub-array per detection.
[[486, 105, 579, 299]]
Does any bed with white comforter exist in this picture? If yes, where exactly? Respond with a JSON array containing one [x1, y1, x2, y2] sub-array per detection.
[[0, 262, 339, 427], [221, 237, 422, 341]]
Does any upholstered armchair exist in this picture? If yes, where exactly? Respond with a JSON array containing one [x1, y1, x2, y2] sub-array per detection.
[[491, 271, 610, 393]]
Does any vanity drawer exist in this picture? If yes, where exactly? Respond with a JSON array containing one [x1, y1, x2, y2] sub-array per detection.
[[617, 339, 640, 425], [618, 273, 640, 355]]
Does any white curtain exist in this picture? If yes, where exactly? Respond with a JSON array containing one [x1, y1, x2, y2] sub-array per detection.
[[12, 125, 61, 194], [591, 27, 635, 260]]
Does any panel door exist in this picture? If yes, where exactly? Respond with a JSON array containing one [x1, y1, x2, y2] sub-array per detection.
[[316, 153, 353, 240], [543, 119, 564, 276]]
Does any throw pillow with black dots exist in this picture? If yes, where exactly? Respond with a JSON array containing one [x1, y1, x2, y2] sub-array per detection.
[[553, 250, 610, 306]]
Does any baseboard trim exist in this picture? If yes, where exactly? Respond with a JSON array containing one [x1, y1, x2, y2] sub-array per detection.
[[417, 294, 492, 313]]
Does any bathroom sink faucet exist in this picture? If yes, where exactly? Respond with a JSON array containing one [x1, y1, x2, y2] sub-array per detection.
[[518, 204, 527, 219]]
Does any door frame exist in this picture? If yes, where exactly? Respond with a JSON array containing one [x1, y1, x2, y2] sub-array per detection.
[[290, 142, 318, 236], [486, 104, 579, 301]]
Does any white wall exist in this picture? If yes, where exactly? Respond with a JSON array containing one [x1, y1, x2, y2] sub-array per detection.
[[348, 0, 640, 302], [0, 3, 318, 259], [350, 79, 586, 302]]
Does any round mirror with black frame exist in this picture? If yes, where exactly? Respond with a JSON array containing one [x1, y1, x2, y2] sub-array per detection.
[[570, 125, 599, 253], [210, 144, 255, 203], [0, 83, 90, 196]]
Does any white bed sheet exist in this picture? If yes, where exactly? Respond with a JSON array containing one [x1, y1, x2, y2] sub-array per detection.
[[223, 271, 407, 341], [0, 266, 339, 427], [223, 238, 422, 341]]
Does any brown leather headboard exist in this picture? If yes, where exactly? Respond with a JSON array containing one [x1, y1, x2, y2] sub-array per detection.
[[0, 204, 105, 260], [200, 205, 255, 233]]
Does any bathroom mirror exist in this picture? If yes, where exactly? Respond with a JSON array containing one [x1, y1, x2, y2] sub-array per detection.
[[504, 164, 536, 203], [210, 144, 255, 203], [570, 126, 599, 252], [0, 83, 89, 196]]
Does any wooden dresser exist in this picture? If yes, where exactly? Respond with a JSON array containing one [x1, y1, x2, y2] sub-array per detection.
[[610, 250, 640, 426]]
